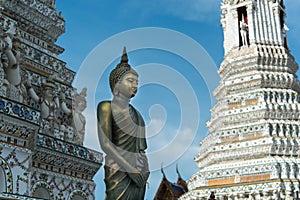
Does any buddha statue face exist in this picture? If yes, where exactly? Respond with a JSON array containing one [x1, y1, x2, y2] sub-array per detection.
[[115, 71, 138, 99]]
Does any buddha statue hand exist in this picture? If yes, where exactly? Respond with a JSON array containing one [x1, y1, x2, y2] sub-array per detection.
[[128, 168, 146, 188]]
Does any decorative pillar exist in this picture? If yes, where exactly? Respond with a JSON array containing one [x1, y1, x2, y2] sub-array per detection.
[[269, 2, 279, 45], [232, 9, 239, 49], [256, 0, 266, 44], [272, 5, 283, 46], [247, 3, 255, 45]]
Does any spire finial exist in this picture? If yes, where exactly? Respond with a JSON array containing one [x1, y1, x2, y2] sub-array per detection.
[[121, 46, 128, 63], [176, 164, 182, 178], [161, 163, 166, 178]]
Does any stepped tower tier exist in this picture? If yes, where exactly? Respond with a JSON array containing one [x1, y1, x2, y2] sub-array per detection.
[[0, 0, 102, 199], [181, 0, 300, 199]]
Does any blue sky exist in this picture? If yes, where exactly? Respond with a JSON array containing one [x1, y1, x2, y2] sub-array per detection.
[[55, 1, 300, 199]]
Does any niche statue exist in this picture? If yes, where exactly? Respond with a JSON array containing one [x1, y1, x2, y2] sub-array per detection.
[[97, 47, 149, 199]]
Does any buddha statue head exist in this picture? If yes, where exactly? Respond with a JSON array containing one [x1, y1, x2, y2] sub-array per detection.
[[109, 47, 138, 98]]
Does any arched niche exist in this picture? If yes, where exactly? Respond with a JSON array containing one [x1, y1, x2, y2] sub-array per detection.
[[32, 187, 51, 199], [31, 181, 53, 200], [0, 166, 6, 193], [69, 190, 87, 200], [0, 157, 13, 193], [72, 194, 85, 200]]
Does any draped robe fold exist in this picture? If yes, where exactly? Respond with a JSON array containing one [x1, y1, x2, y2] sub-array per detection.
[[98, 101, 149, 200]]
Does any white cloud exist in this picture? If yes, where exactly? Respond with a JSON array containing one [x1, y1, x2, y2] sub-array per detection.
[[146, 118, 166, 138], [82, 108, 101, 151], [145, 122, 200, 199], [147, 121, 199, 171]]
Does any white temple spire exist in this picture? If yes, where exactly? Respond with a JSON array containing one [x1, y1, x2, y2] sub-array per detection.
[[181, 1, 300, 199]]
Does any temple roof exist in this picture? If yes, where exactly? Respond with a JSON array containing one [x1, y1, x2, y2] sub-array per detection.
[[154, 166, 188, 200]]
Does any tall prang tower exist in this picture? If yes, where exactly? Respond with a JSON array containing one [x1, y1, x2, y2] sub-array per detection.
[[181, 0, 300, 199], [0, 0, 102, 199]]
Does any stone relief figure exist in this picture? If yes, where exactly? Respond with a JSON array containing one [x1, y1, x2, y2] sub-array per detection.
[[240, 14, 248, 46], [97, 48, 149, 199], [27, 75, 60, 135], [61, 88, 87, 145], [0, 25, 27, 102], [0, 34, 7, 96]]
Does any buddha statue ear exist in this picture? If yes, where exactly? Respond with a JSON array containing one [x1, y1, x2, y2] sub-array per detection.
[[113, 84, 119, 97]]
